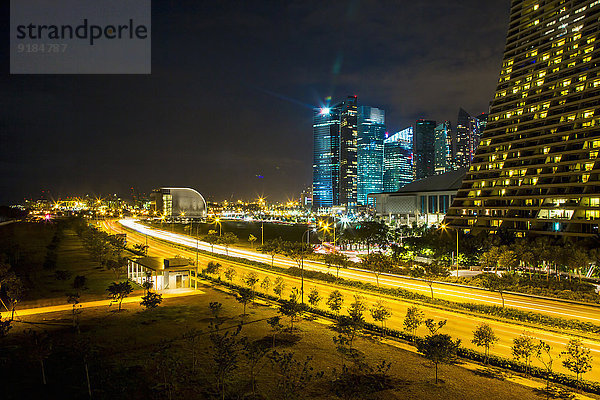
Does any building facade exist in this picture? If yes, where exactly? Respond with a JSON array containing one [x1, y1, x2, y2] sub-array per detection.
[[357, 106, 386, 205], [446, 0, 600, 237], [312, 96, 358, 210], [152, 188, 207, 219], [453, 108, 482, 169], [338, 96, 359, 208], [383, 127, 414, 192], [313, 106, 340, 209], [434, 121, 453, 174], [369, 168, 466, 227], [414, 119, 437, 179]]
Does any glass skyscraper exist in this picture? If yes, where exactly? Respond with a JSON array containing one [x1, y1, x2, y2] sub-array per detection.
[[454, 108, 482, 169], [357, 106, 385, 205], [339, 96, 358, 208], [447, 0, 600, 237], [312, 96, 358, 210], [312, 106, 340, 209], [434, 121, 452, 175], [414, 120, 437, 179], [383, 127, 414, 192]]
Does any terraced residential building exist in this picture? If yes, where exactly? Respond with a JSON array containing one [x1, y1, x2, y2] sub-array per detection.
[[446, 0, 600, 237]]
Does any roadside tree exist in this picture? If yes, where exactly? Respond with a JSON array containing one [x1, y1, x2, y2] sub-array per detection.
[[561, 338, 593, 386], [360, 252, 392, 288], [218, 232, 238, 255], [106, 281, 133, 312], [326, 290, 344, 317], [204, 230, 219, 252], [512, 333, 537, 374], [416, 333, 461, 384], [471, 323, 499, 364], [403, 306, 424, 336], [237, 287, 254, 316], [370, 300, 392, 333], [307, 287, 321, 307]]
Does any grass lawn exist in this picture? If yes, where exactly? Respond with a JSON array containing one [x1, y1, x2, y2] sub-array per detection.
[[1, 222, 137, 308], [30, 229, 130, 302], [1, 282, 571, 400]]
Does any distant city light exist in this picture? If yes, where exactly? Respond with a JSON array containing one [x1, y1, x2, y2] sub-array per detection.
[[320, 107, 331, 115]]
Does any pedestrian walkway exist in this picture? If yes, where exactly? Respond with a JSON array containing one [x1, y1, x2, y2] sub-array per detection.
[[1, 288, 203, 319]]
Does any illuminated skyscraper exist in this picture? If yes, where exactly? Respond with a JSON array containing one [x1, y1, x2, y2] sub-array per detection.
[[446, 0, 600, 237], [414, 120, 436, 179], [313, 106, 340, 209], [453, 108, 482, 168], [383, 127, 414, 192], [357, 106, 386, 205], [434, 121, 453, 174], [312, 96, 358, 210], [339, 96, 358, 208]]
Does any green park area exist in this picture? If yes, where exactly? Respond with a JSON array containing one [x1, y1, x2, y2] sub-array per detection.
[[1, 220, 598, 399], [1, 281, 559, 400], [0, 221, 139, 310]]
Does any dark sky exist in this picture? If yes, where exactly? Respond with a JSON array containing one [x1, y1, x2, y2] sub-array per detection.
[[1, 0, 511, 204]]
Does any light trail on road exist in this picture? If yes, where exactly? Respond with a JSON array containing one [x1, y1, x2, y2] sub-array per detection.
[[118, 219, 600, 323], [108, 219, 600, 382]]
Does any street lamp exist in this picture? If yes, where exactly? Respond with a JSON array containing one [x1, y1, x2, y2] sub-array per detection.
[[213, 217, 222, 236], [300, 228, 315, 304], [261, 221, 264, 246], [440, 223, 459, 277], [195, 222, 200, 289], [318, 220, 331, 245]]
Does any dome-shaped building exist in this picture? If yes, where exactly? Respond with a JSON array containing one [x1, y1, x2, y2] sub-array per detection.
[[152, 187, 207, 219]]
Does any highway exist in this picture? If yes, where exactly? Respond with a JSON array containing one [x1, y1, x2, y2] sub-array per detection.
[[116, 219, 600, 323], [110, 219, 600, 382]]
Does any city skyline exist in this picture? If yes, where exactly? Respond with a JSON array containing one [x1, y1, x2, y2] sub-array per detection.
[[1, 1, 511, 204]]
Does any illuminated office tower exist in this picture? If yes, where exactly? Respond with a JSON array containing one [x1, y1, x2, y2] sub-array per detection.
[[383, 127, 414, 192], [446, 0, 600, 237], [453, 108, 482, 168], [357, 106, 386, 205], [434, 121, 453, 174], [414, 119, 436, 179], [312, 96, 358, 210], [313, 105, 340, 209], [339, 96, 358, 208], [476, 113, 488, 135]]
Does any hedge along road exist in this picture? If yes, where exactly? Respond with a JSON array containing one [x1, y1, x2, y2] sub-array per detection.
[[115, 219, 600, 324], [107, 219, 600, 382]]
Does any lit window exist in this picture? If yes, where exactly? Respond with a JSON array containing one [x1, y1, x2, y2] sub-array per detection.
[[582, 174, 591, 183]]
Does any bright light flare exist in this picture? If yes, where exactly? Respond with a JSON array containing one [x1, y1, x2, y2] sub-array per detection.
[[320, 107, 331, 115]]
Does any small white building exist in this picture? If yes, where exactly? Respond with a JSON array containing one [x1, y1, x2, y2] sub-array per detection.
[[367, 168, 466, 227], [127, 256, 194, 290]]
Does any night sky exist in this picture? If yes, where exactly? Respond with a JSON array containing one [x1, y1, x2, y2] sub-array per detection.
[[1, 0, 511, 204]]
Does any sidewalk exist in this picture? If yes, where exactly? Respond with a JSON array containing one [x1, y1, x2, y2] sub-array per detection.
[[1, 288, 203, 319]]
